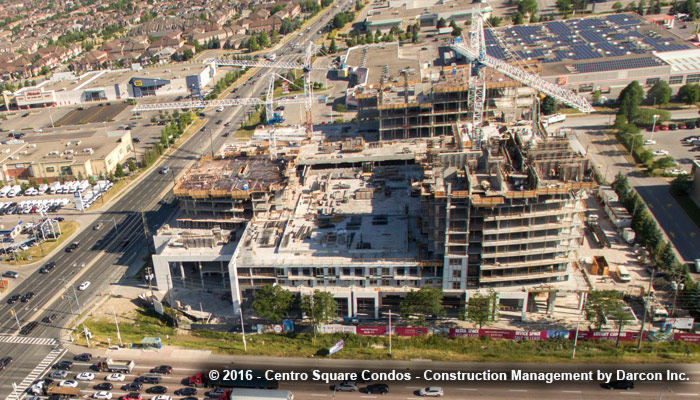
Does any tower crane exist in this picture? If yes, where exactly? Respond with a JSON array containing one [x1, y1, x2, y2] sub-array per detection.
[[450, 8, 593, 149]]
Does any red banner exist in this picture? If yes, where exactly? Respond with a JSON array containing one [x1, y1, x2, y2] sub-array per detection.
[[356, 326, 387, 336], [571, 331, 643, 341], [481, 329, 515, 339], [395, 327, 427, 336], [514, 330, 546, 341], [674, 333, 700, 342], [449, 328, 480, 338]]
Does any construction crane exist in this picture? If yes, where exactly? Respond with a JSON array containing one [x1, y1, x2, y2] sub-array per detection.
[[450, 7, 593, 149]]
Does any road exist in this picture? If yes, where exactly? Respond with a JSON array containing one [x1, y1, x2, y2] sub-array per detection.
[[558, 111, 700, 262], [0, 4, 345, 399], [23, 350, 700, 400]]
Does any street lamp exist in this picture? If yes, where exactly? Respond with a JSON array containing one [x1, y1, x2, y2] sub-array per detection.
[[650, 114, 659, 142], [59, 279, 82, 315]]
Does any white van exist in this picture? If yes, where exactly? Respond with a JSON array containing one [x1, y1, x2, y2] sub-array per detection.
[[616, 265, 631, 282]]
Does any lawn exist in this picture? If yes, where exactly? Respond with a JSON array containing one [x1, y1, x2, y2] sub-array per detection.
[[11, 221, 79, 265], [79, 309, 700, 363], [234, 109, 264, 139]]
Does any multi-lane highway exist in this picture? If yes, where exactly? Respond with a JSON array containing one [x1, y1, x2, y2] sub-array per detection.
[[0, 4, 345, 398]]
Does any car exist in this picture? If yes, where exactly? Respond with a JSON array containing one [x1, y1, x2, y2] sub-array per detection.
[[94, 383, 113, 391], [661, 124, 670, 130], [685, 136, 700, 143], [76, 372, 95, 381], [205, 389, 227, 398], [644, 139, 656, 145], [0, 356, 12, 369], [2, 271, 18, 278], [74, 353, 92, 361], [122, 382, 142, 391], [216, 107, 224, 112], [49, 371, 68, 379], [40, 261, 56, 274], [133, 137, 141, 143], [58, 380, 79, 387], [94, 222, 103, 230], [122, 393, 142, 400], [334, 381, 357, 392], [418, 387, 444, 397], [224, 121, 231, 127], [364, 383, 389, 394], [94, 391, 113, 400], [66, 241, 80, 252], [21, 292, 35, 302], [160, 166, 170, 174], [678, 122, 687, 129], [601, 379, 635, 390], [670, 123, 678, 130], [216, 120, 222, 125], [151, 366, 172, 374], [652, 150, 669, 156], [78, 281, 91, 291], [146, 386, 168, 394], [668, 169, 688, 175], [174, 388, 196, 396], [687, 121, 696, 129], [180, 397, 197, 400], [151, 396, 171, 400], [42, 314, 58, 323], [6, 294, 19, 304], [55, 361, 73, 370], [105, 373, 125, 382]]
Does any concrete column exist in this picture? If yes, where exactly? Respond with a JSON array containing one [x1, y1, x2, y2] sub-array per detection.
[[350, 290, 356, 318], [198, 261, 204, 289], [578, 292, 586, 311], [547, 291, 557, 316], [521, 292, 529, 321], [463, 290, 469, 320], [220, 261, 225, 278], [179, 262, 185, 287], [373, 292, 379, 319]]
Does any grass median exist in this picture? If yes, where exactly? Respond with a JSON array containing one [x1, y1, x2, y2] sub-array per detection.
[[79, 309, 700, 362], [10, 221, 78, 265]]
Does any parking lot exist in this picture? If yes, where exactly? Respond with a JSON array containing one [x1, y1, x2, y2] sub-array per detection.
[[641, 117, 700, 174]]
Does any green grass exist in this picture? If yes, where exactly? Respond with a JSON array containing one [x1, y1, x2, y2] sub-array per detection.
[[672, 193, 700, 231], [79, 309, 700, 362], [234, 109, 263, 138], [11, 221, 79, 265]]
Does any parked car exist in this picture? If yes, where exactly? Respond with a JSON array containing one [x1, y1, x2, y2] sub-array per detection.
[[2, 271, 18, 278]]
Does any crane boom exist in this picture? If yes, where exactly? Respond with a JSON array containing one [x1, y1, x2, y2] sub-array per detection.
[[131, 96, 324, 112], [209, 58, 333, 71], [449, 11, 593, 114]]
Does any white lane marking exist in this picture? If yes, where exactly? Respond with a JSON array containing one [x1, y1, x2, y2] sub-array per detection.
[[405, 386, 422, 389], [458, 388, 477, 391], [360, 396, 377, 399], [683, 382, 700, 385], [311, 395, 327, 397], [509, 389, 528, 392], [678, 394, 699, 397], [620, 392, 641, 395], [562, 390, 582, 393]]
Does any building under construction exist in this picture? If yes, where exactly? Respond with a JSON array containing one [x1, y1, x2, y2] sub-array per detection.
[[172, 153, 291, 229], [419, 122, 593, 289]]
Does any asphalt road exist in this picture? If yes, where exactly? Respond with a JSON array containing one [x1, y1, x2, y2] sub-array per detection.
[[0, 4, 346, 399], [27, 351, 700, 400], [558, 111, 700, 262]]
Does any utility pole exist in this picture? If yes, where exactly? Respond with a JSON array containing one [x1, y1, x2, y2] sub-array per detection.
[[72, 284, 82, 315], [388, 309, 392, 357], [208, 128, 215, 158], [638, 266, 655, 349], [83, 324, 90, 347], [112, 307, 123, 347], [10, 308, 20, 329], [571, 291, 586, 359], [166, 272, 178, 328]]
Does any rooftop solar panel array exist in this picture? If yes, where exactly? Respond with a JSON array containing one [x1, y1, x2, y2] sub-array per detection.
[[572, 57, 665, 73], [480, 13, 691, 73]]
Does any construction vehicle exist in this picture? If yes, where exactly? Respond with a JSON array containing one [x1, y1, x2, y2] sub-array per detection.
[[591, 256, 609, 275], [46, 385, 81, 397], [187, 371, 278, 390], [94, 358, 135, 373]]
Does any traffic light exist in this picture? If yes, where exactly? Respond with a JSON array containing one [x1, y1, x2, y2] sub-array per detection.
[[9, 310, 14, 316]]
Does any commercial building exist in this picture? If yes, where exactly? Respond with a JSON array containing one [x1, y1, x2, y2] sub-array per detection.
[[364, 0, 492, 31], [0, 130, 133, 182]]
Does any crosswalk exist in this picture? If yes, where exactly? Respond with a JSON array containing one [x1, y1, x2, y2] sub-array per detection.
[[0, 336, 58, 346], [5, 347, 66, 400]]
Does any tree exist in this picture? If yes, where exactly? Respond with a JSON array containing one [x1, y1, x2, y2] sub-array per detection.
[[530, 14, 538, 23], [128, 159, 137, 172], [670, 174, 692, 196], [653, 155, 677, 170], [556, 0, 572, 14], [518, 0, 538, 14], [512, 12, 524, 25], [40, 66, 50, 76], [613, 1, 623, 11], [584, 290, 625, 331], [487, 16, 502, 27], [592, 89, 601, 104], [646, 80, 671, 105], [300, 290, 337, 339], [329, 38, 337, 53], [356, 0, 362, 11], [248, 36, 260, 52], [399, 287, 445, 325], [678, 83, 700, 105], [437, 17, 447, 29], [618, 80, 643, 121], [637, 0, 645, 14], [688, 0, 700, 19], [647, 0, 661, 13], [540, 95, 557, 115], [270, 30, 279, 44], [252, 285, 294, 323], [465, 291, 498, 328], [114, 163, 124, 178], [259, 32, 270, 47], [612, 173, 631, 200]]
